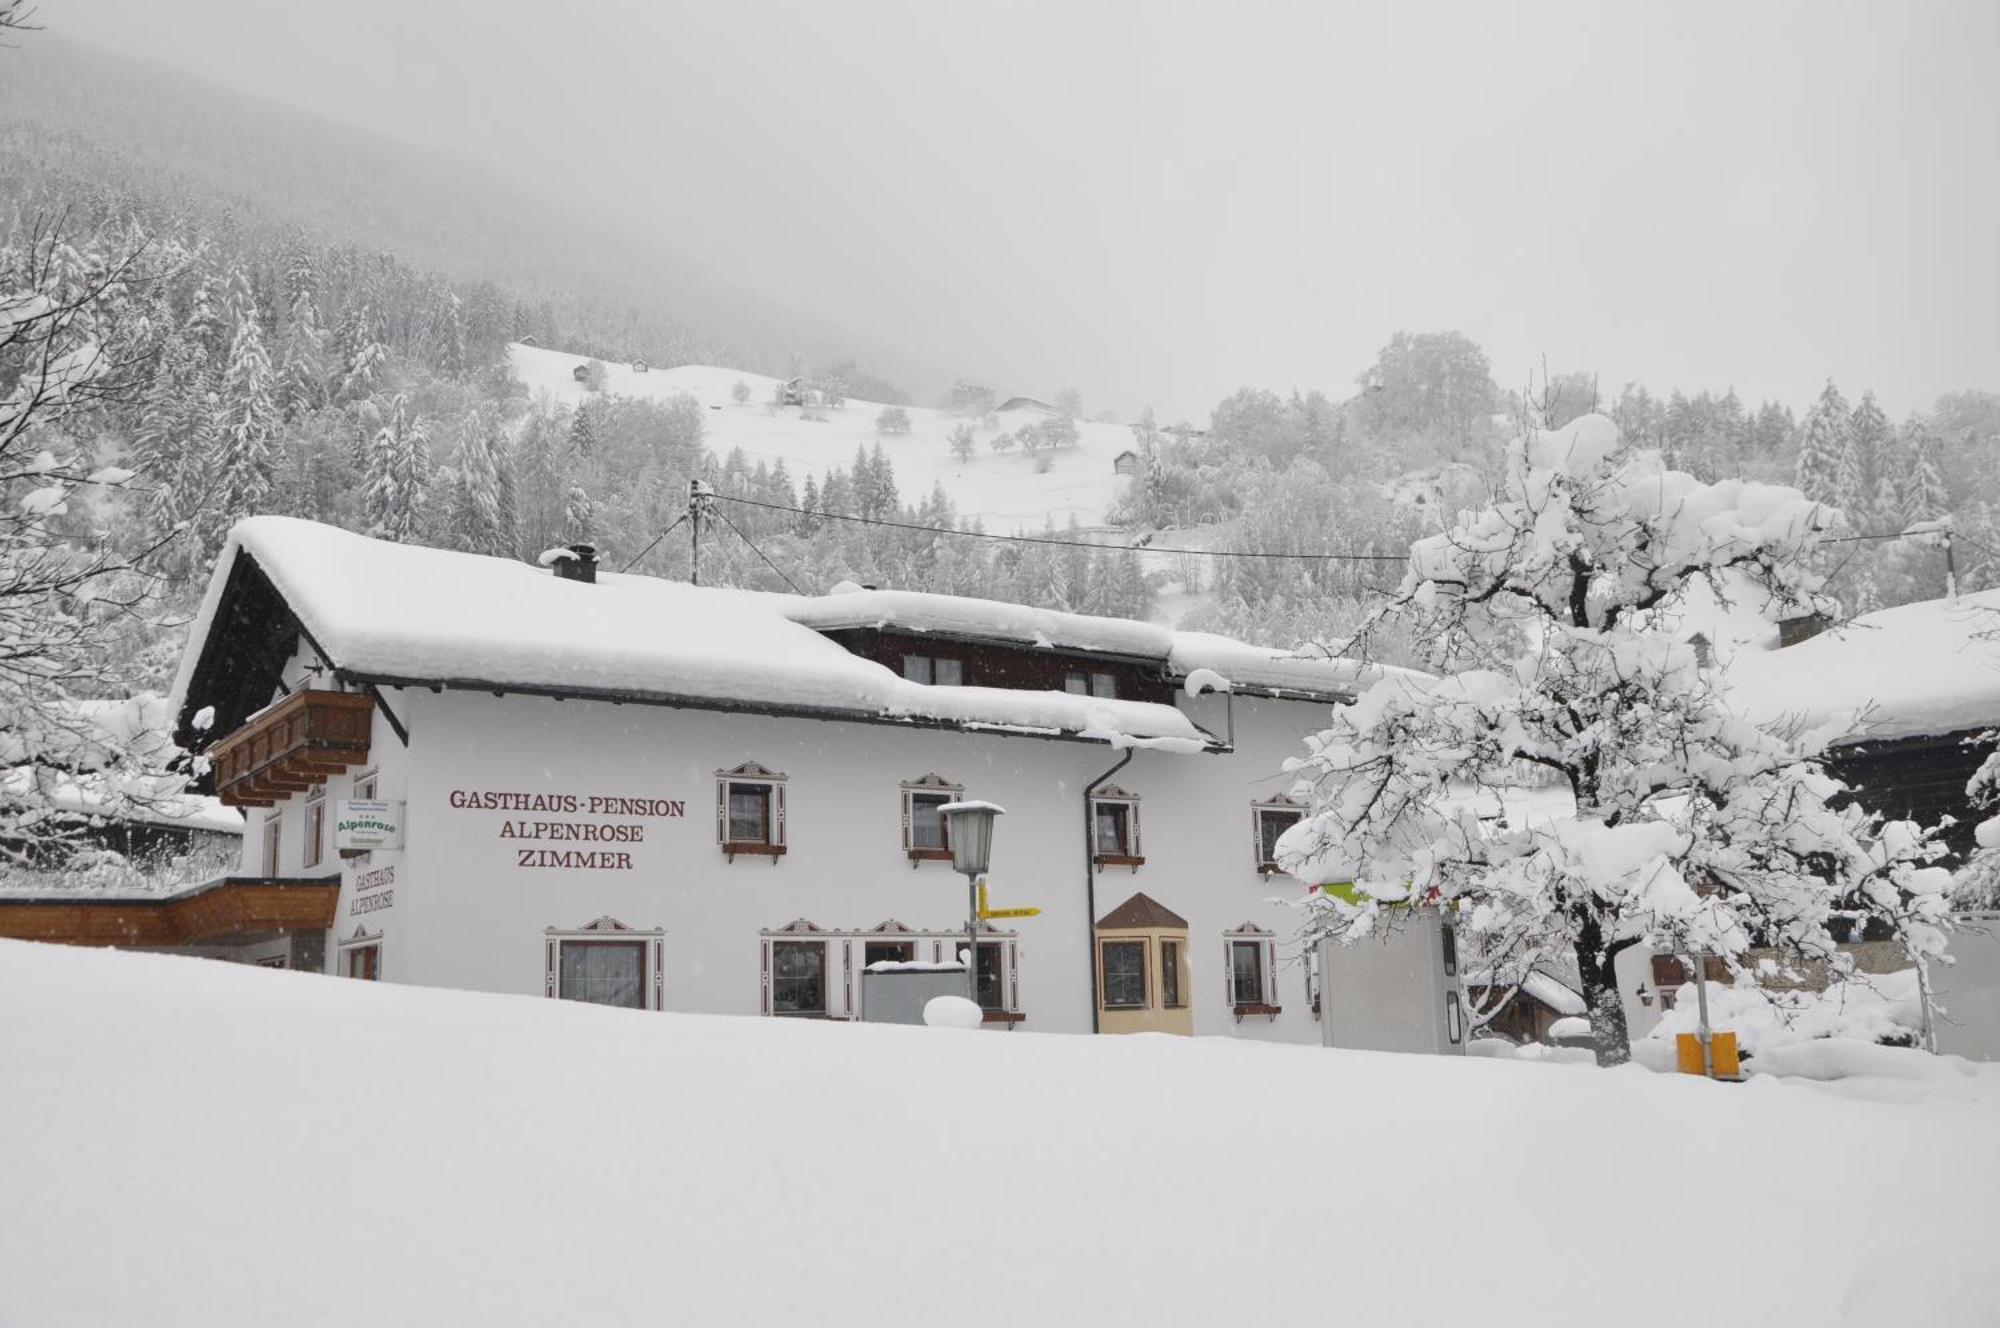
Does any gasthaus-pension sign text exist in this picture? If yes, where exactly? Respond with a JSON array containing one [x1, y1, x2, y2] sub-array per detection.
[[447, 789, 687, 870]]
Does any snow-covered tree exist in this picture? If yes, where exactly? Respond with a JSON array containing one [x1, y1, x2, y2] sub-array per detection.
[[1793, 380, 1849, 505], [948, 423, 977, 463], [1279, 413, 1952, 1065], [1841, 390, 1891, 531], [362, 394, 431, 542], [0, 220, 183, 861], [1898, 414, 1948, 529], [876, 405, 911, 436], [449, 418, 509, 556], [209, 286, 281, 546]]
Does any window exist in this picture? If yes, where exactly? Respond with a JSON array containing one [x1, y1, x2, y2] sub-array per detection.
[[1100, 939, 1148, 1009], [1064, 669, 1117, 698], [1094, 802, 1130, 855], [976, 942, 1004, 1011], [901, 654, 965, 686], [545, 918, 663, 1010], [716, 763, 787, 858], [901, 775, 962, 859], [1161, 939, 1182, 1008], [771, 941, 826, 1014], [910, 794, 949, 850], [1091, 789, 1143, 865], [1229, 940, 1265, 1007], [558, 940, 647, 1009], [261, 811, 282, 877], [1254, 802, 1304, 872], [303, 790, 325, 870], [352, 771, 378, 801], [865, 940, 915, 968], [343, 944, 379, 981]]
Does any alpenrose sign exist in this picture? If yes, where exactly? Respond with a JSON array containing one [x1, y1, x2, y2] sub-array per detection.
[[447, 788, 688, 870]]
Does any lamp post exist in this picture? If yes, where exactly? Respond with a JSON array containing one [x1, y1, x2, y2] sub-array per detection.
[[940, 800, 1004, 1007]]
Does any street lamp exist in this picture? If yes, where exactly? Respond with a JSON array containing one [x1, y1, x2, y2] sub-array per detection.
[[940, 799, 1005, 1007]]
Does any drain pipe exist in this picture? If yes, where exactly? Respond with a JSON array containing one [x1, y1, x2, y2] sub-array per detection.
[[1083, 747, 1135, 1035]]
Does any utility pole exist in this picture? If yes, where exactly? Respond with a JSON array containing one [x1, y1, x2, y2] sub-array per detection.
[[688, 479, 715, 586]]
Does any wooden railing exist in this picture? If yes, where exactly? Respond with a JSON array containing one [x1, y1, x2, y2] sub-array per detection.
[[210, 689, 374, 808]]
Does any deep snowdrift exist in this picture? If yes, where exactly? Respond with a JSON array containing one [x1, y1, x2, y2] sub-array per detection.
[[2, 939, 1996, 1327]]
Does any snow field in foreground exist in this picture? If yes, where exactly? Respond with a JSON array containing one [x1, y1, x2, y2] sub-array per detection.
[[2, 939, 1997, 1328]]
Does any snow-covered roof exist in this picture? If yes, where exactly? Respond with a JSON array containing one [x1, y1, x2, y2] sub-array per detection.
[[1727, 590, 2000, 743], [173, 519, 1257, 751], [786, 588, 1396, 700]]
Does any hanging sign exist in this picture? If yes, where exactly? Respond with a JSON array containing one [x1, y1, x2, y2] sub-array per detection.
[[336, 799, 404, 854]]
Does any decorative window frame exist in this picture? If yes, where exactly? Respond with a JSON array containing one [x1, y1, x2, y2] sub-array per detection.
[[1098, 935, 1151, 1011], [351, 768, 379, 801], [765, 918, 1022, 1023], [260, 808, 283, 877], [338, 923, 382, 981], [302, 786, 326, 871], [1160, 937, 1185, 1009], [1251, 796, 1306, 875], [900, 773, 963, 865], [1223, 922, 1281, 1020], [1090, 785, 1145, 869], [716, 762, 788, 863], [544, 916, 665, 1011]]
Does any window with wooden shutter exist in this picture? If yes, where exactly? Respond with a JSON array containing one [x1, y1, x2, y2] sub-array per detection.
[[717, 762, 788, 862], [901, 774, 962, 863], [1090, 786, 1144, 868], [1223, 924, 1281, 1020]]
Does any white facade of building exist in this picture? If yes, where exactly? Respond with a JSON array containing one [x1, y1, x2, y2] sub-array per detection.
[[183, 518, 1396, 1044]]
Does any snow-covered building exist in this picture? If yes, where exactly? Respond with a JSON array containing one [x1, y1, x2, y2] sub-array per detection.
[[59, 517, 1404, 1040], [1729, 589, 2000, 861]]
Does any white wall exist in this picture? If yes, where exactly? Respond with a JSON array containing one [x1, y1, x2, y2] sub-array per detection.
[[240, 681, 1340, 1041]]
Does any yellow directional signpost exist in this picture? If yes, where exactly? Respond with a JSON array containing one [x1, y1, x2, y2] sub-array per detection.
[[977, 882, 1041, 921]]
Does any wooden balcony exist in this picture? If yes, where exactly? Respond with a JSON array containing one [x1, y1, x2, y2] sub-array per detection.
[[211, 689, 374, 808]]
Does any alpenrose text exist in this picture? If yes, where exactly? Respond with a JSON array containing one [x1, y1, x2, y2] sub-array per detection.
[[447, 788, 686, 871]]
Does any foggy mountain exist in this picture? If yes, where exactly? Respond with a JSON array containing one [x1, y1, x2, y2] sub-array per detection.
[[0, 36, 950, 397]]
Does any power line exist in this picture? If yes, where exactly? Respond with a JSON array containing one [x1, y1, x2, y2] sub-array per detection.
[[617, 511, 688, 572], [710, 505, 805, 594], [705, 492, 1409, 563]]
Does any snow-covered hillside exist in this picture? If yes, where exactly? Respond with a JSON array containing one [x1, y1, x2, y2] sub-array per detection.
[[4, 939, 1997, 1327], [510, 343, 1138, 531]]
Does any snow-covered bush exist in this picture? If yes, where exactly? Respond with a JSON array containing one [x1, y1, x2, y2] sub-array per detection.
[[1279, 414, 1954, 1065]]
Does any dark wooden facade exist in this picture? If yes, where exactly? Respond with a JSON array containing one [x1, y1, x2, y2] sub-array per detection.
[[816, 627, 1175, 705], [1825, 726, 1995, 863]]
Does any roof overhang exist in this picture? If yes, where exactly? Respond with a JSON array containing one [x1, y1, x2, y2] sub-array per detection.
[[0, 875, 339, 947]]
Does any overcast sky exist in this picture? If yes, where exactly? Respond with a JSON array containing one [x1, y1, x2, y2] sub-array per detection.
[[49, 0, 2000, 419]]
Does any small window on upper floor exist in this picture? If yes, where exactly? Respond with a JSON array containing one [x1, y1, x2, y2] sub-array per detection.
[[901, 774, 963, 861], [1090, 786, 1144, 867], [716, 763, 787, 860], [1063, 668, 1117, 698], [902, 654, 966, 686], [303, 788, 325, 871], [1253, 801, 1305, 874]]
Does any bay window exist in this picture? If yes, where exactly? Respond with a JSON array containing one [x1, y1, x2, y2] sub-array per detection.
[[1100, 939, 1148, 1009]]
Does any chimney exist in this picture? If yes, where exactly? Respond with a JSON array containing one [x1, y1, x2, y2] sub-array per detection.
[[1777, 612, 1830, 648], [553, 544, 598, 584]]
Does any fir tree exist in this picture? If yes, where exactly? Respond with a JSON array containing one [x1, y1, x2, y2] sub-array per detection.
[[210, 288, 281, 546], [363, 394, 431, 542], [1899, 415, 1949, 528], [1841, 390, 1892, 531], [452, 419, 506, 555], [567, 403, 596, 457], [562, 481, 593, 544], [1793, 380, 1850, 506]]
